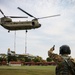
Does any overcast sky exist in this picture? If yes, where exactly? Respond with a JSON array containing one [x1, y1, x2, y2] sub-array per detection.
[[0, 0, 75, 59]]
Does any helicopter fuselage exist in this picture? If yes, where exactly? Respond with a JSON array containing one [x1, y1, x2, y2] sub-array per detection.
[[0, 17, 41, 31]]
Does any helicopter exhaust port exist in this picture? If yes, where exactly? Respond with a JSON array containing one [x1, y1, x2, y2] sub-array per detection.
[[32, 22, 35, 27]]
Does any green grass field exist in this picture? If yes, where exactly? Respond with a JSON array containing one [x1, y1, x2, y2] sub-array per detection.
[[0, 66, 56, 75]]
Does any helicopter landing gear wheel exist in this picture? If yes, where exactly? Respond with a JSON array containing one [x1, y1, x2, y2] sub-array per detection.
[[8, 30, 10, 33], [26, 30, 28, 33]]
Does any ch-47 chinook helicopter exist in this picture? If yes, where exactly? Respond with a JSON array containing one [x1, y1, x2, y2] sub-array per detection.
[[0, 7, 60, 32]]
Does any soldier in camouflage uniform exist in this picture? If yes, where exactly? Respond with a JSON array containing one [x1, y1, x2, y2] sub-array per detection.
[[48, 45, 75, 75]]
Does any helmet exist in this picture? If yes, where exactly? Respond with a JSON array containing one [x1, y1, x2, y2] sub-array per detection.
[[59, 45, 71, 54]]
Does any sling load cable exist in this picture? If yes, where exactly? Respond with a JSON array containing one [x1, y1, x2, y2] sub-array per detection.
[[14, 31, 16, 53], [25, 30, 28, 54]]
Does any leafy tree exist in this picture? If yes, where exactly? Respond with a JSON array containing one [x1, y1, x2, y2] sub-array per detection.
[[25, 57, 31, 62], [32, 56, 43, 62], [0, 54, 7, 62], [46, 57, 52, 62], [0, 57, 2, 62]]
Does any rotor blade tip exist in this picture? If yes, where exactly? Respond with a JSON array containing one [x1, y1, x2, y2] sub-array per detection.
[[17, 7, 20, 9], [17, 7, 19, 8]]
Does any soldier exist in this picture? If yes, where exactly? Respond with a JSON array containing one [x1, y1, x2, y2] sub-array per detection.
[[48, 45, 75, 75]]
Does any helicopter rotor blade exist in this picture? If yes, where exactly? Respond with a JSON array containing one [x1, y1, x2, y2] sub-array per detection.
[[17, 7, 36, 18], [0, 9, 5, 17], [7, 16, 28, 18], [37, 14, 60, 19]]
